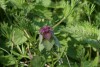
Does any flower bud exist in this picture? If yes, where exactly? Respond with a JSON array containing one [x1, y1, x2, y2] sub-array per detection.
[[39, 26, 52, 40]]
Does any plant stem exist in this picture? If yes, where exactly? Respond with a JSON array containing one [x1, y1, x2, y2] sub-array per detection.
[[27, 46, 33, 60], [11, 39, 22, 54], [88, 15, 91, 23], [89, 46, 91, 61], [23, 30, 30, 38], [54, 45, 67, 65], [11, 31, 15, 55], [51, 49, 54, 67], [23, 30, 33, 59], [66, 55, 71, 67], [52, 17, 66, 29], [0, 47, 10, 55]]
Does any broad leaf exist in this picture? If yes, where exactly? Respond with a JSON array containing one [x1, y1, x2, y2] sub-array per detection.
[[43, 40, 54, 51], [39, 34, 44, 52], [0, 55, 16, 66], [30, 56, 45, 67], [9, 28, 27, 45]]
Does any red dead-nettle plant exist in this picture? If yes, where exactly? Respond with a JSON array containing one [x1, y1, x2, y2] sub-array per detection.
[[39, 25, 60, 51]]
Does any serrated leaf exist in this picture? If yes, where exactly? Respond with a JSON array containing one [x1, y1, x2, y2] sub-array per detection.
[[9, 0, 25, 8], [0, 0, 6, 10], [10, 28, 27, 45], [76, 45, 85, 59], [63, 1, 71, 17]]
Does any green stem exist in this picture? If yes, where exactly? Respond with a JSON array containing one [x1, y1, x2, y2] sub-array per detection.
[[27, 44, 33, 60], [66, 55, 71, 67], [11, 31, 15, 55], [23, 30, 33, 59], [16, 45, 22, 54], [54, 45, 67, 65], [89, 46, 91, 61], [51, 49, 54, 67], [53, 17, 66, 28], [0, 47, 10, 55], [97, 51, 99, 57], [23, 29, 30, 38], [11, 39, 22, 54]]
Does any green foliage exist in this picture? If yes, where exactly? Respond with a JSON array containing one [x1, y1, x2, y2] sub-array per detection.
[[42, 40, 54, 51], [0, 52, 16, 66], [0, 0, 6, 10], [0, 0, 100, 67], [30, 56, 45, 67]]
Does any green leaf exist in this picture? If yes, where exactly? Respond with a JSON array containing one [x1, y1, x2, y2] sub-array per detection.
[[63, 1, 71, 17], [39, 34, 44, 52], [0, 0, 6, 10], [0, 55, 16, 66], [51, 31, 61, 47], [41, 0, 51, 7], [85, 39, 100, 51], [90, 53, 99, 67], [84, 2, 95, 16], [76, 45, 85, 59], [43, 40, 54, 51], [67, 45, 77, 60], [39, 43, 44, 52], [11, 51, 20, 56], [1, 23, 27, 46], [42, 9, 52, 19], [81, 61, 91, 67], [30, 56, 45, 67], [9, 28, 27, 45], [65, 22, 98, 40], [9, 0, 25, 8]]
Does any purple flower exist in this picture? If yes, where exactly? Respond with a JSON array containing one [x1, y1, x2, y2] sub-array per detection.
[[39, 26, 53, 40]]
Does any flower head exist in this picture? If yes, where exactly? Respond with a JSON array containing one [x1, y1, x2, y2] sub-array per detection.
[[39, 26, 53, 40]]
